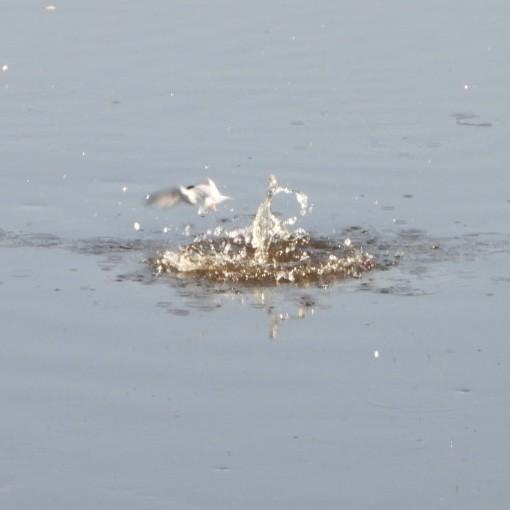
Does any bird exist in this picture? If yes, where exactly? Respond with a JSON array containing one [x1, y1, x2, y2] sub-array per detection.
[[146, 178, 231, 215]]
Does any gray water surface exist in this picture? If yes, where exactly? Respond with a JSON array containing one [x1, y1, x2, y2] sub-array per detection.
[[1, 2, 510, 509]]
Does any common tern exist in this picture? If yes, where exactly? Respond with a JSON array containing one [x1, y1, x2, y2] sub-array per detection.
[[146, 178, 230, 215]]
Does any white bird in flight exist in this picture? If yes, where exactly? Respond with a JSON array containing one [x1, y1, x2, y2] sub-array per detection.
[[146, 178, 231, 215]]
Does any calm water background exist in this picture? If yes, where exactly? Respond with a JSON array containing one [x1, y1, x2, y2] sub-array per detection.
[[1, 1, 509, 509]]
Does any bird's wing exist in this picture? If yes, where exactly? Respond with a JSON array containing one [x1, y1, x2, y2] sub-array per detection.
[[146, 187, 187, 207], [194, 179, 222, 199], [206, 178, 219, 194]]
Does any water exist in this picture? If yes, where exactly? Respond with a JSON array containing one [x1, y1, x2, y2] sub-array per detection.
[[149, 175, 375, 284], [1, 2, 510, 509]]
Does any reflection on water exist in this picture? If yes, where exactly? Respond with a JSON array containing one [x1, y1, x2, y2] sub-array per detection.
[[153, 284, 318, 339], [148, 175, 375, 286]]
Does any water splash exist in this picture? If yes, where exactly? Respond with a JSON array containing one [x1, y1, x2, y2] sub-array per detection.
[[149, 175, 375, 285], [250, 175, 309, 262]]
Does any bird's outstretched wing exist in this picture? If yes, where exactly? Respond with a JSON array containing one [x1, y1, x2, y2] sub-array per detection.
[[146, 178, 230, 214], [145, 187, 188, 208]]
